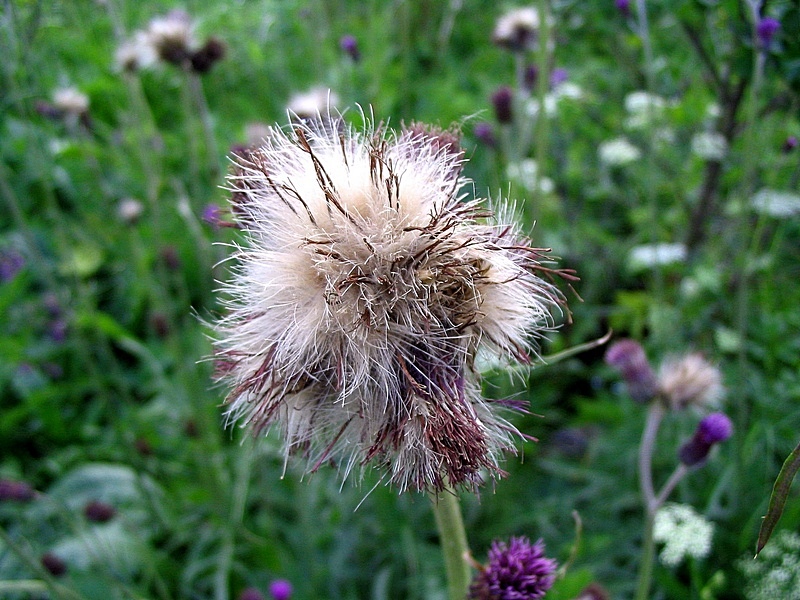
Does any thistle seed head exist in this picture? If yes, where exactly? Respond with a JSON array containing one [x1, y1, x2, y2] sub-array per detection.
[[213, 115, 569, 493]]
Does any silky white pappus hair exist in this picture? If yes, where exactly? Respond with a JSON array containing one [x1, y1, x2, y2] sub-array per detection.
[[212, 115, 573, 493]]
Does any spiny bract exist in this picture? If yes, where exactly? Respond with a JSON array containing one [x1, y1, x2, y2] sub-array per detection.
[[213, 115, 569, 493]]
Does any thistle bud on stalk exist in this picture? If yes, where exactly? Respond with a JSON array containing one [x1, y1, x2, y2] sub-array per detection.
[[212, 114, 572, 493]]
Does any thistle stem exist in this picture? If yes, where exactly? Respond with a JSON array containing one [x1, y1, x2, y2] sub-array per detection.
[[634, 510, 657, 600], [430, 488, 472, 600]]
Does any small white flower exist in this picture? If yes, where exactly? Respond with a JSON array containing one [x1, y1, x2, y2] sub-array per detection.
[[739, 530, 800, 600], [653, 503, 714, 567], [625, 91, 667, 115], [751, 189, 800, 217], [598, 137, 641, 166], [628, 242, 687, 271], [706, 103, 721, 120], [287, 88, 340, 120], [53, 87, 89, 116], [507, 159, 554, 194], [691, 131, 727, 161], [117, 198, 144, 224]]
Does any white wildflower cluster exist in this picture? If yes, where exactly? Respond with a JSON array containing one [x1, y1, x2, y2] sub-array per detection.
[[525, 83, 583, 119], [213, 116, 570, 493], [653, 503, 714, 567], [598, 137, 641, 166], [624, 91, 670, 129], [751, 188, 800, 217], [691, 131, 728, 161], [287, 88, 341, 121], [507, 159, 555, 194], [739, 530, 800, 600], [628, 242, 687, 272]]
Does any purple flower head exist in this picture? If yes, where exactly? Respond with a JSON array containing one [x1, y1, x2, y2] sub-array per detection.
[[782, 135, 798, 153], [469, 537, 557, 600], [340, 35, 360, 62], [605, 339, 657, 403], [550, 68, 568, 88], [84, 500, 116, 523], [474, 122, 497, 148], [524, 65, 539, 91], [679, 412, 732, 466], [202, 203, 223, 229], [238, 588, 265, 600], [190, 36, 227, 74], [492, 86, 514, 124], [268, 579, 292, 600], [0, 249, 25, 282], [41, 552, 67, 577], [756, 17, 780, 48], [615, 0, 631, 18], [0, 479, 35, 502]]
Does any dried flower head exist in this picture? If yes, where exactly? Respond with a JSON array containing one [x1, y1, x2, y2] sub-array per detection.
[[115, 30, 158, 72], [52, 87, 90, 118], [147, 10, 197, 66], [657, 353, 723, 410], [492, 7, 542, 52], [83, 499, 116, 523], [469, 536, 557, 599], [213, 115, 570, 493]]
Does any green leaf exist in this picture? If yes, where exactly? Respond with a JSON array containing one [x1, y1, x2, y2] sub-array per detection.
[[756, 440, 800, 556]]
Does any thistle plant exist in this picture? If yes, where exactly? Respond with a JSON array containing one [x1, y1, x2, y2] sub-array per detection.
[[212, 112, 573, 597]]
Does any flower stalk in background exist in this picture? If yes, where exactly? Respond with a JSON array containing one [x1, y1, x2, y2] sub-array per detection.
[[605, 340, 732, 600]]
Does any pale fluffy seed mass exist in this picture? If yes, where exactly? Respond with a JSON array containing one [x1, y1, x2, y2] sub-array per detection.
[[213, 116, 568, 493]]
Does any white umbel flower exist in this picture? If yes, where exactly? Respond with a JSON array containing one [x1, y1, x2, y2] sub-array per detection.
[[598, 137, 641, 166], [751, 189, 800, 217], [691, 131, 727, 161], [213, 117, 571, 493], [628, 242, 687, 272], [653, 503, 714, 567]]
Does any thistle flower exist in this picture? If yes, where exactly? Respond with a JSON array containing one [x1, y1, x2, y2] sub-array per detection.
[[756, 17, 780, 49], [41, 552, 68, 577], [340, 34, 360, 62], [213, 116, 569, 493], [0, 479, 35, 502], [469, 537, 557, 599], [678, 412, 732, 466], [492, 86, 514, 124], [605, 339, 657, 403], [657, 353, 722, 410], [146, 9, 197, 66], [492, 7, 542, 52], [268, 580, 293, 600], [115, 30, 158, 72]]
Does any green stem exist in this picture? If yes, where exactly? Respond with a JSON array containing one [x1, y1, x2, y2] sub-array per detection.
[[430, 488, 472, 600], [634, 510, 657, 600]]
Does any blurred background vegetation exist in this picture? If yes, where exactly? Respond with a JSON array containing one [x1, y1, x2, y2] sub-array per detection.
[[2, 0, 800, 598]]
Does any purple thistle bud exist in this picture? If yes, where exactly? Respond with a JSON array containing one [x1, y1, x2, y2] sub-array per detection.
[[41, 552, 67, 577], [679, 412, 732, 467], [190, 36, 226, 74], [492, 86, 514, 124], [268, 579, 292, 600], [469, 537, 557, 600], [615, 0, 631, 18], [238, 588, 265, 600], [782, 135, 798, 153], [84, 500, 116, 523], [756, 17, 780, 48], [550, 68, 568, 88], [523, 65, 539, 91], [0, 249, 24, 282], [575, 582, 611, 600], [0, 479, 35, 502], [605, 339, 658, 403], [473, 122, 497, 148], [339, 35, 360, 62], [202, 203, 223, 229]]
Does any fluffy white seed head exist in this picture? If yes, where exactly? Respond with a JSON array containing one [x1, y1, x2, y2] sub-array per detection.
[[213, 115, 570, 493]]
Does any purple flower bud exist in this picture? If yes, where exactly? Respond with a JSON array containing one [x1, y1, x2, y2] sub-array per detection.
[[615, 0, 631, 18], [491, 86, 514, 124], [473, 123, 497, 148], [339, 35, 360, 62], [0, 249, 24, 282], [756, 17, 780, 48], [190, 37, 226, 74], [238, 588, 265, 600], [469, 537, 557, 600], [268, 579, 292, 600], [84, 500, 116, 523], [202, 203, 223, 229], [679, 412, 732, 466], [605, 340, 658, 403], [523, 65, 539, 91], [782, 135, 798, 153], [550, 67, 568, 88], [0, 479, 35, 502], [41, 552, 67, 577]]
